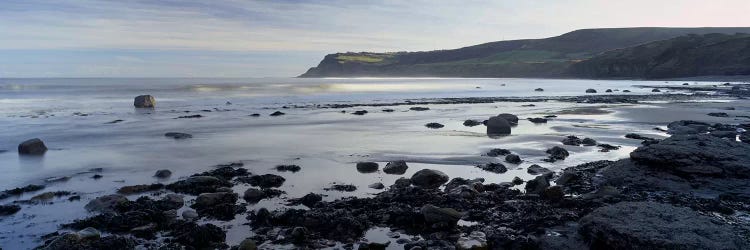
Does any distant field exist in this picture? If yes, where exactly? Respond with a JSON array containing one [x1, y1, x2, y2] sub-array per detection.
[[336, 54, 389, 63]]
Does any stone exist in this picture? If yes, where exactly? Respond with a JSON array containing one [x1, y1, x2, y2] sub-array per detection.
[[383, 160, 408, 175], [238, 239, 257, 250], [425, 122, 444, 129], [496, 113, 519, 125], [585, 89, 597, 93], [356, 162, 379, 173], [275, 164, 301, 172], [154, 169, 172, 178], [527, 117, 547, 123], [581, 138, 597, 146], [243, 188, 266, 202], [545, 146, 569, 162], [524, 175, 550, 195], [421, 204, 462, 225], [411, 169, 449, 189], [164, 132, 192, 139], [534, 88, 544, 91], [486, 116, 512, 135], [0, 204, 21, 216], [245, 174, 286, 188], [134, 95, 155, 108], [368, 182, 385, 189], [463, 119, 482, 127], [542, 186, 564, 201], [477, 163, 507, 173], [291, 227, 307, 243], [630, 134, 750, 177], [194, 192, 237, 209], [18, 138, 47, 155], [457, 231, 488, 250], [486, 148, 511, 157], [504, 154, 522, 164], [270, 111, 285, 116], [527, 164, 551, 175], [651, 88, 661, 92], [580, 202, 748, 249], [409, 107, 429, 111], [85, 194, 128, 213], [561, 135, 582, 146]]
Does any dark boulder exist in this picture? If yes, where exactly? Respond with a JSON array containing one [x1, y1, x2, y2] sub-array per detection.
[[288, 193, 322, 207], [524, 175, 550, 195], [154, 169, 172, 178], [166, 176, 231, 195], [545, 146, 569, 162], [383, 160, 408, 175], [585, 89, 597, 93], [270, 111, 285, 116], [356, 162, 379, 173], [496, 113, 519, 125], [527, 117, 547, 123], [477, 162, 507, 173], [667, 120, 711, 135], [425, 122, 444, 129], [630, 134, 750, 177], [486, 148, 511, 157], [561, 136, 582, 146], [527, 164, 551, 175], [534, 88, 544, 92], [581, 138, 597, 146], [486, 116, 512, 136], [0, 204, 21, 216], [411, 169, 449, 189], [244, 174, 286, 188], [275, 164, 301, 173], [504, 154, 522, 164], [18, 138, 47, 155], [164, 132, 192, 139], [463, 119, 482, 127], [133, 95, 155, 108]]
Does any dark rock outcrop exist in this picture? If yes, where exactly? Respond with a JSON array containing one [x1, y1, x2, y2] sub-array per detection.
[[18, 138, 47, 155]]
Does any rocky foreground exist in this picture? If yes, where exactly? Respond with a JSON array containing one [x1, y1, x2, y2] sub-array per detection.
[[15, 118, 747, 250]]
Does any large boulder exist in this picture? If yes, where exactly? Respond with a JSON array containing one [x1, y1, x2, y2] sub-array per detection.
[[356, 162, 379, 173], [580, 202, 748, 249], [486, 116, 512, 136], [133, 95, 156, 108], [496, 113, 519, 125], [85, 194, 128, 213], [411, 169, 449, 189], [18, 138, 47, 155], [630, 134, 750, 177], [383, 160, 408, 175], [524, 175, 550, 195]]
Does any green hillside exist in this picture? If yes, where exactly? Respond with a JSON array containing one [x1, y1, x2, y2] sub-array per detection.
[[300, 27, 750, 78]]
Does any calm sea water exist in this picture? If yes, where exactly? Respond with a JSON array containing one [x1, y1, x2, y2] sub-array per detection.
[[0, 77, 732, 249]]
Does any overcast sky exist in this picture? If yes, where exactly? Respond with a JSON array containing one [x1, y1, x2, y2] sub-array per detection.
[[1, 0, 749, 77]]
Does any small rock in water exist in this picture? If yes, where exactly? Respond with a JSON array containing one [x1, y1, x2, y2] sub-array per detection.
[[585, 88, 597, 93], [597, 143, 620, 152], [0, 204, 21, 216], [250, 113, 260, 117], [356, 162, 379, 173], [275, 164, 301, 172], [269, 111, 285, 116], [561, 135, 582, 146], [165, 132, 192, 139], [582, 138, 598, 146], [368, 182, 385, 189], [545, 146, 569, 162], [486, 116, 512, 136], [652, 88, 661, 92], [288, 193, 322, 207], [154, 169, 172, 178], [623, 90, 631, 92], [245, 174, 286, 188], [707, 112, 729, 117], [382, 108, 395, 112], [505, 154, 522, 164], [511, 177, 524, 185], [18, 138, 48, 155], [352, 110, 368, 115], [409, 107, 430, 111], [527, 164, 551, 175], [177, 114, 203, 119], [134, 95, 156, 108], [383, 160, 408, 175], [525, 175, 550, 195], [477, 162, 507, 173], [85, 194, 128, 213], [411, 169, 449, 189], [463, 119, 482, 127], [325, 184, 357, 192], [425, 122, 444, 129], [605, 89, 613, 93], [527, 117, 547, 123], [534, 88, 544, 91], [486, 148, 511, 157], [117, 183, 164, 195]]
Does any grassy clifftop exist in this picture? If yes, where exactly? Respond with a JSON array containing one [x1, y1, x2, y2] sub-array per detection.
[[300, 27, 750, 78]]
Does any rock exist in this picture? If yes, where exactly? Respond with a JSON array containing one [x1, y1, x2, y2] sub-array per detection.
[[496, 113, 519, 125], [352, 110, 368, 115], [710, 130, 737, 138], [250, 113, 260, 117], [524, 175, 550, 195], [683, 82, 690, 85], [166, 175, 230, 195], [270, 111, 285, 116], [288, 193, 323, 207], [651, 88, 661, 92], [382, 108, 395, 112], [368, 182, 385, 189], [605, 89, 613, 93], [580, 202, 748, 249], [444, 177, 484, 193], [511, 177, 524, 185], [667, 120, 712, 135], [545, 146, 569, 162], [238, 238, 257, 250], [182, 209, 199, 220], [457, 231, 487, 250], [542, 186, 564, 201], [243, 188, 266, 202], [477, 162, 507, 173], [585, 89, 597, 93], [581, 138, 597, 146], [356, 162, 379, 173], [561, 135, 582, 146], [291, 227, 307, 243], [622, 90, 631, 92], [116, 183, 164, 194], [154, 169, 172, 178], [275, 164, 301, 172], [527, 117, 547, 123], [0, 204, 21, 216], [527, 164, 551, 175], [18, 138, 47, 155], [425, 122, 444, 129], [162, 194, 184, 208], [171, 221, 227, 249], [194, 192, 237, 209], [164, 132, 192, 139], [421, 204, 462, 227], [409, 107, 429, 111], [630, 134, 750, 177], [486, 116, 512, 135], [383, 160, 408, 175], [77, 227, 101, 240], [504, 154, 522, 164], [534, 88, 544, 92], [133, 95, 155, 108], [597, 143, 620, 152], [245, 174, 286, 188], [393, 177, 412, 188], [85, 194, 128, 213], [707, 112, 729, 117], [463, 119, 482, 127], [177, 114, 203, 119], [485, 148, 511, 157], [326, 184, 357, 192], [411, 169, 449, 189]]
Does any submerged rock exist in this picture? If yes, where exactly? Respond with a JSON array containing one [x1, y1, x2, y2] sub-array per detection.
[[561, 135, 582, 146], [477, 162, 507, 173], [409, 107, 430, 111], [18, 138, 47, 155], [527, 117, 547, 123], [244, 174, 286, 188], [463, 119, 482, 127], [326, 184, 357, 192], [0, 204, 21, 216], [486, 148, 511, 157], [581, 138, 597, 146], [707, 112, 729, 117], [585, 89, 597, 93], [486, 116, 512, 135], [368, 182, 385, 189], [270, 111, 285, 116], [154, 169, 172, 178], [580, 202, 748, 249], [275, 164, 301, 173], [505, 154, 522, 164], [356, 162, 379, 173], [425, 122, 445, 129], [545, 146, 569, 162], [133, 95, 155, 108], [411, 169, 449, 189], [164, 132, 192, 139], [383, 160, 408, 175]]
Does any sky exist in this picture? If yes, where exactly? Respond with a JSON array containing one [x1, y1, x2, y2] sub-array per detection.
[[1, 0, 749, 78]]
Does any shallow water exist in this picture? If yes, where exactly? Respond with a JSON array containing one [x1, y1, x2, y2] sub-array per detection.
[[0, 77, 744, 249]]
